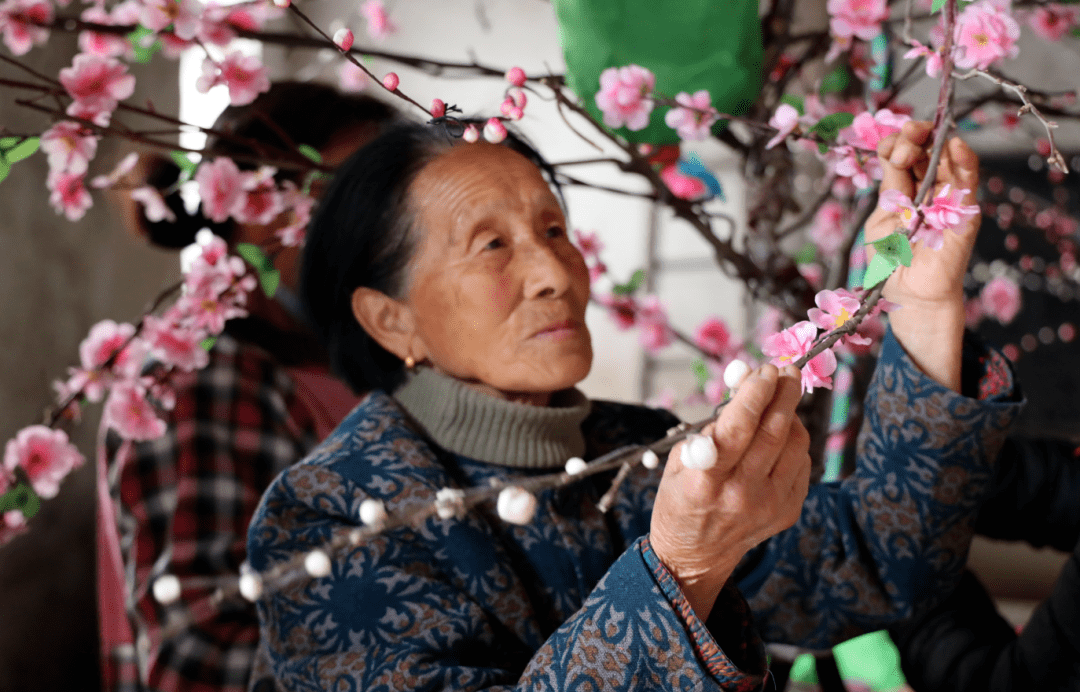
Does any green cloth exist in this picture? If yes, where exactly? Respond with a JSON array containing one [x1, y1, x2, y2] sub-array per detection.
[[788, 630, 908, 692], [553, 0, 763, 144], [393, 366, 591, 469]]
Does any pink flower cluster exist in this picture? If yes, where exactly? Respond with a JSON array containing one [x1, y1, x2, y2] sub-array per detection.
[[500, 88, 527, 121], [979, 275, 1021, 324], [826, 0, 889, 61], [953, 0, 1020, 71], [572, 229, 606, 283], [361, 0, 395, 40], [193, 157, 309, 232], [196, 51, 271, 106], [762, 321, 838, 394], [841, 109, 910, 151], [596, 292, 673, 355], [0, 0, 52, 56], [664, 90, 719, 141], [1027, 4, 1080, 42], [595, 64, 655, 131], [879, 184, 979, 250]]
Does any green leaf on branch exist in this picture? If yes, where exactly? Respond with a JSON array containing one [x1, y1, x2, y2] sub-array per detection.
[[200, 336, 217, 351], [234, 242, 280, 297], [0, 483, 40, 519], [779, 94, 805, 115], [0, 160, 10, 186], [612, 268, 646, 296], [0, 137, 19, 148], [690, 359, 710, 391], [4, 137, 38, 163], [807, 112, 855, 144], [128, 26, 161, 64], [931, 0, 946, 13], [870, 231, 913, 267], [297, 144, 322, 164], [170, 151, 198, 179], [819, 65, 851, 95], [793, 242, 817, 265], [863, 253, 898, 288]]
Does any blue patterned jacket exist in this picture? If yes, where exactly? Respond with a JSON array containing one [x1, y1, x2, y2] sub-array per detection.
[[247, 330, 1020, 691]]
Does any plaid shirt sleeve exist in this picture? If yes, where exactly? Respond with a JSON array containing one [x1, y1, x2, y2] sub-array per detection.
[[102, 335, 318, 692]]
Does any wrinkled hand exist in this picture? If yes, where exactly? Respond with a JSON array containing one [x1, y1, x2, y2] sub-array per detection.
[[866, 120, 981, 307], [864, 121, 980, 391], [649, 365, 811, 621]]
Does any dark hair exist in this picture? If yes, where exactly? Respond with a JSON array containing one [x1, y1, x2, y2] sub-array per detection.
[[301, 120, 563, 393], [139, 81, 397, 248]]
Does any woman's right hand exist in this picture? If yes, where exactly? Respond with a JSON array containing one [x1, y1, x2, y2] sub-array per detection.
[[649, 364, 811, 621]]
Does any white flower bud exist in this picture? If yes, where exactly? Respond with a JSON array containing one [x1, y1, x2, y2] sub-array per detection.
[[462, 124, 480, 143], [564, 457, 587, 475], [304, 549, 332, 578], [641, 449, 659, 470], [681, 434, 718, 470], [358, 498, 388, 527], [723, 359, 751, 390], [496, 486, 537, 525], [333, 28, 354, 51], [435, 487, 466, 520], [238, 573, 263, 602], [152, 574, 181, 604]]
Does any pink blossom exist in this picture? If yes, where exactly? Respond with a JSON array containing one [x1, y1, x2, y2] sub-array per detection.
[[59, 54, 136, 121], [276, 181, 315, 248], [67, 319, 148, 402], [572, 229, 603, 261], [381, 72, 399, 91], [195, 157, 244, 224], [429, 98, 446, 118], [78, 3, 136, 58], [599, 293, 638, 329], [980, 275, 1021, 324], [338, 62, 369, 92], [196, 52, 270, 107], [174, 274, 249, 334], [233, 166, 284, 225], [0, 0, 52, 56], [3, 426, 84, 499], [811, 200, 849, 255], [40, 121, 98, 176], [587, 261, 607, 284], [505, 66, 527, 87], [47, 171, 92, 221], [130, 185, 176, 223], [1028, 4, 1080, 41], [142, 315, 209, 371], [140, 0, 203, 40], [825, 144, 880, 189], [903, 40, 944, 78], [798, 263, 824, 290], [953, 0, 1021, 70], [361, 0, 395, 39], [808, 288, 871, 346], [693, 317, 732, 358], [878, 188, 920, 230], [842, 109, 910, 151], [637, 296, 673, 354], [462, 124, 479, 143], [500, 88, 527, 121], [664, 90, 718, 141], [595, 64, 656, 131], [766, 103, 800, 149], [762, 321, 837, 394], [827, 0, 889, 42], [104, 382, 167, 441], [659, 165, 708, 201], [919, 184, 980, 249]]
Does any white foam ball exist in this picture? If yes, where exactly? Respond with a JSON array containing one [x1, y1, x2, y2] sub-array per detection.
[[152, 574, 181, 605], [681, 434, 719, 470], [435, 487, 465, 520], [564, 457, 587, 476], [641, 449, 660, 470], [304, 550, 332, 578], [238, 573, 263, 602], [497, 486, 537, 525], [723, 360, 752, 390], [359, 498, 388, 527]]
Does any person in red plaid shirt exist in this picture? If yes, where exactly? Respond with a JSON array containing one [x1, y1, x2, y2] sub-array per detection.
[[95, 83, 396, 692]]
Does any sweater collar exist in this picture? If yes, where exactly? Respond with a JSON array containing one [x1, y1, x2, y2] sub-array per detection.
[[392, 366, 590, 469]]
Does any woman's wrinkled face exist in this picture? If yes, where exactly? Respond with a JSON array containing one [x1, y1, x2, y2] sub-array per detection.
[[403, 143, 593, 397]]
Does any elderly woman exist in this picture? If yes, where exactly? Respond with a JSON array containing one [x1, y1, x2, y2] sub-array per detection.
[[246, 120, 1021, 691]]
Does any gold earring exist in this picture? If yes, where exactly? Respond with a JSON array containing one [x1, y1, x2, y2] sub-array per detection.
[[404, 356, 416, 370]]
